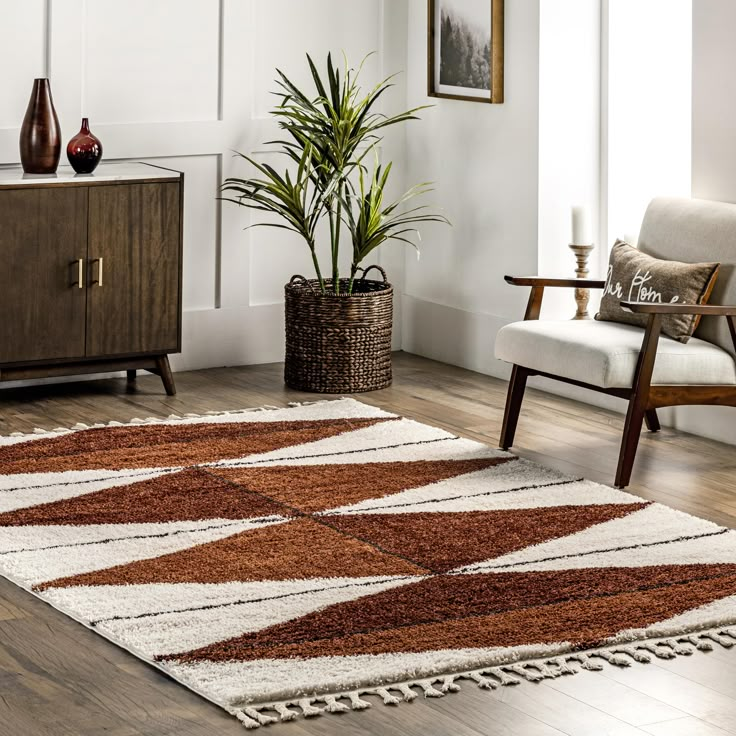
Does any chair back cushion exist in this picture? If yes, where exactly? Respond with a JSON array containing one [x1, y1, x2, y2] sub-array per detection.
[[639, 197, 736, 355]]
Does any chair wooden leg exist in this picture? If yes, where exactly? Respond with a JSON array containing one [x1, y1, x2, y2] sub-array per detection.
[[644, 409, 660, 432], [614, 313, 662, 489], [500, 366, 529, 450], [155, 355, 177, 396], [615, 400, 646, 488]]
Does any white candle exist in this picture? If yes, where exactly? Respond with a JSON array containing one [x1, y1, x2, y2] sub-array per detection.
[[571, 205, 592, 245], [42, 0, 50, 78]]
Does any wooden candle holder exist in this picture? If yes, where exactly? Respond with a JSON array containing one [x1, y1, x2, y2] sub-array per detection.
[[569, 243, 595, 319]]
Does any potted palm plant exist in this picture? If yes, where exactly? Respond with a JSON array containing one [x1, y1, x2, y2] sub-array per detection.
[[222, 54, 448, 393]]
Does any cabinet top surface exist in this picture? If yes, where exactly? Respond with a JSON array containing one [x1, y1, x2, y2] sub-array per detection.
[[0, 162, 180, 188]]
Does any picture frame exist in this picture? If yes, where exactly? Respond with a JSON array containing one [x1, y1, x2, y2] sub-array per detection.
[[427, 0, 504, 104]]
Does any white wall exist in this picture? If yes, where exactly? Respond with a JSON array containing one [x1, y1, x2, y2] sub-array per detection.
[[686, 0, 736, 445], [401, 0, 541, 374], [693, 0, 736, 203], [0, 0, 403, 375], [399, 0, 606, 375]]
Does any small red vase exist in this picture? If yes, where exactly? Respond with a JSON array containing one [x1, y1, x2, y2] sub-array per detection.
[[66, 118, 103, 174]]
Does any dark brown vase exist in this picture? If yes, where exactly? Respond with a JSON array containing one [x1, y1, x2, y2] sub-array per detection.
[[67, 118, 103, 174], [19, 78, 61, 174]]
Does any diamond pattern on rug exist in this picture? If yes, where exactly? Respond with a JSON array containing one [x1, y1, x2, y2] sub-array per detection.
[[327, 504, 646, 572], [1, 398, 736, 725], [210, 457, 511, 513], [0, 468, 290, 526], [168, 563, 736, 661], [0, 417, 393, 473], [174, 571, 736, 662], [39, 517, 427, 590]]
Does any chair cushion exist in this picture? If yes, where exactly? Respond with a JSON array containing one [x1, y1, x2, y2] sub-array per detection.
[[495, 320, 736, 389]]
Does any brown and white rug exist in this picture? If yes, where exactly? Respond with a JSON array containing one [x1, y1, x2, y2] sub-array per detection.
[[1, 398, 736, 729]]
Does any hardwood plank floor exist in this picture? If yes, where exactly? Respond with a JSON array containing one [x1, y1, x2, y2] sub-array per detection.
[[0, 352, 735, 736]]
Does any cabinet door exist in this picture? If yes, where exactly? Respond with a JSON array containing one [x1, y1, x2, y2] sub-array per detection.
[[86, 182, 181, 357], [0, 187, 87, 364]]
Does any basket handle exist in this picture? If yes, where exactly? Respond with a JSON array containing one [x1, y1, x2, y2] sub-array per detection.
[[289, 274, 316, 294], [358, 265, 388, 284]]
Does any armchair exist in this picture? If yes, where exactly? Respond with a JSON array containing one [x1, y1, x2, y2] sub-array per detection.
[[495, 198, 736, 488]]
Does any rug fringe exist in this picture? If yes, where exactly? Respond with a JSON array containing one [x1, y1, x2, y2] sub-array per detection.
[[227, 627, 736, 729]]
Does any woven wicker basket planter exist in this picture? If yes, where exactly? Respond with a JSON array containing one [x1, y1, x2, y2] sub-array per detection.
[[284, 266, 393, 393]]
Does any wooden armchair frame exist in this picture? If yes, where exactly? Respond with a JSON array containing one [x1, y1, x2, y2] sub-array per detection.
[[500, 276, 736, 488]]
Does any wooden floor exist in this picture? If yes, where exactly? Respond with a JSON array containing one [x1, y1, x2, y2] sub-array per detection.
[[1, 352, 735, 736]]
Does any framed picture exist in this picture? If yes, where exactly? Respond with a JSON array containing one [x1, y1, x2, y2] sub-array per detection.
[[427, 0, 504, 104]]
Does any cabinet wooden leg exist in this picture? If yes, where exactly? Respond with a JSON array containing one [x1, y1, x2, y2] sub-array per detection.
[[126, 369, 137, 382], [155, 356, 176, 396]]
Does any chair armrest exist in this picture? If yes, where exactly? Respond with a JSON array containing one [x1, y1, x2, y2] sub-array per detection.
[[505, 276, 606, 289], [506, 276, 605, 320], [621, 301, 736, 316]]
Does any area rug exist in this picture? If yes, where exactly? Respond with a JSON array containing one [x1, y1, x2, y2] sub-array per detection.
[[1, 398, 736, 729]]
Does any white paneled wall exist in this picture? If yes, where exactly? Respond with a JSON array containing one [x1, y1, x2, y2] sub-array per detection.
[[0, 0, 401, 373]]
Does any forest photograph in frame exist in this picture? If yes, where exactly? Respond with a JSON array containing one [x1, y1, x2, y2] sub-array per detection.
[[428, 0, 504, 103]]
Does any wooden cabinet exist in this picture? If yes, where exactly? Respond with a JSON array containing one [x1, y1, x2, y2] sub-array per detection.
[[0, 163, 183, 395]]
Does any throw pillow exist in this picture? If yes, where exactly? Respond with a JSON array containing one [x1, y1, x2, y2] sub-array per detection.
[[596, 240, 720, 343]]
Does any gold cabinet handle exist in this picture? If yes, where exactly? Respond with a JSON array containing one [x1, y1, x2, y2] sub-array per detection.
[[93, 257, 104, 287], [74, 258, 84, 288]]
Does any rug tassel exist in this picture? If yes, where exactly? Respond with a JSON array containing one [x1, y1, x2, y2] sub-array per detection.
[[570, 653, 604, 671], [273, 704, 297, 721], [440, 675, 461, 693], [244, 708, 277, 726], [686, 634, 715, 651], [505, 664, 547, 682], [298, 699, 322, 717], [533, 662, 559, 678], [322, 695, 350, 713], [671, 642, 694, 656], [489, 667, 521, 685], [596, 650, 632, 667], [470, 672, 497, 690], [235, 711, 261, 729], [376, 687, 401, 705], [419, 681, 445, 698], [703, 632, 735, 648], [348, 692, 371, 710], [398, 684, 418, 701], [651, 645, 676, 660], [548, 658, 579, 675], [616, 645, 652, 663]]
